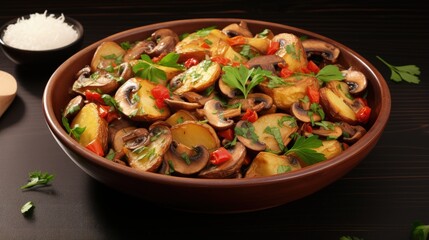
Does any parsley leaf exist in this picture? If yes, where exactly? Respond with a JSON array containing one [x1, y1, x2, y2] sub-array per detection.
[[21, 171, 54, 190], [21, 201, 35, 214], [316, 65, 344, 82], [221, 65, 271, 99], [62, 116, 86, 141], [285, 135, 326, 165], [411, 221, 429, 240], [376, 56, 421, 84], [264, 126, 285, 152]]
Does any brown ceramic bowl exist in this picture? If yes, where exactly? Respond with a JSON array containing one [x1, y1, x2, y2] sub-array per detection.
[[42, 18, 391, 213]]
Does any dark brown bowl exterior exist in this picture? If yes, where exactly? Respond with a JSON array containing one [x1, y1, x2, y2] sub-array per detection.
[[0, 15, 84, 65], [43, 18, 391, 213]]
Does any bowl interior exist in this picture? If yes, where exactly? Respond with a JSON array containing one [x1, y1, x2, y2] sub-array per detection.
[[43, 18, 391, 212]]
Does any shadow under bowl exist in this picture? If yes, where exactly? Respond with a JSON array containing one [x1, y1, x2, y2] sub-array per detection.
[[0, 14, 84, 66], [42, 18, 391, 214]]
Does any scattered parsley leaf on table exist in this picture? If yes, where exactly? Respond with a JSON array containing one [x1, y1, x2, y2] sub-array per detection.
[[21, 171, 54, 190], [20, 201, 35, 214], [411, 221, 429, 240], [376, 56, 421, 84]]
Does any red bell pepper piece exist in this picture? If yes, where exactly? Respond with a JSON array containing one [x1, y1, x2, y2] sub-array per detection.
[[227, 36, 247, 46], [306, 86, 320, 104], [241, 109, 258, 122], [267, 41, 280, 55], [356, 106, 371, 123], [210, 147, 232, 165], [280, 67, 293, 78], [84, 90, 104, 104], [211, 56, 230, 65], [217, 128, 234, 141], [151, 84, 170, 108], [86, 139, 104, 157], [307, 60, 320, 74], [184, 57, 200, 68]]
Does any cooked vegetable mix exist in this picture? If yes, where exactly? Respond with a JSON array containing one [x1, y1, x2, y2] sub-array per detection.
[[62, 21, 372, 179]]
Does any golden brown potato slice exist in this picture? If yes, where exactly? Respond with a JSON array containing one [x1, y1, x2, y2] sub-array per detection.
[[272, 33, 308, 72], [314, 140, 343, 160], [319, 87, 357, 124], [170, 121, 220, 152], [259, 75, 319, 111], [90, 41, 126, 72], [115, 78, 170, 121], [252, 113, 298, 153], [245, 152, 301, 178], [71, 102, 108, 155], [172, 60, 221, 95], [165, 110, 197, 126], [124, 125, 172, 172]]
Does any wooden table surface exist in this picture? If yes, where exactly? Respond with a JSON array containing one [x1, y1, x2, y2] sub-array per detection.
[[1, 0, 428, 239]]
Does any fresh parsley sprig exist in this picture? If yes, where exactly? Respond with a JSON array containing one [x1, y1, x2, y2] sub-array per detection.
[[221, 65, 271, 99], [133, 53, 183, 83], [21, 201, 35, 215], [285, 135, 326, 165], [411, 221, 429, 240], [376, 56, 421, 84], [21, 171, 54, 190], [62, 116, 86, 141]]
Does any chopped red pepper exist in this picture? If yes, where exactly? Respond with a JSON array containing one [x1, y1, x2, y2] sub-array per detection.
[[86, 139, 104, 157], [184, 57, 200, 68], [306, 86, 320, 104], [210, 147, 232, 165], [267, 41, 280, 55], [152, 52, 167, 63], [211, 56, 230, 65], [84, 90, 104, 104], [356, 106, 371, 123], [227, 36, 247, 46], [241, 109, 258, 122], [151, 84, 170, 108], [200, 42, 211, 49], [304, 123, 313, 133], [217, 128, 234, 141], [280, 67, 293, 78], [307, 60, 320, 74]]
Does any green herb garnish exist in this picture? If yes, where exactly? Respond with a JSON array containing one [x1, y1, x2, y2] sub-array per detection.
[[61, 116, 86, 141], [376, 56, 421, 84], [21, 171, 54, 190], [221, 65, 270, 99], [21, 201, 35, 214], [411, 221, 429, 240], [316, 65, 344, 82], [285, 135, 326, 165]]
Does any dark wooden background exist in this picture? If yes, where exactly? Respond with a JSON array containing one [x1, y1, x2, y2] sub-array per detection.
[[1, 0, 428, 239]]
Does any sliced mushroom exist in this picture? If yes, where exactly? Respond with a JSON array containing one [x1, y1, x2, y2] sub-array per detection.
[[181, 91, 215, 106], [123, 40, 156, 62], [272, 33, 308, 72], [198, 142, 247, 179], [235, 120, 266, 151], [203, 99, 241, 130], [115, 78, 170, 121], [290, 102, 322, 123], [148, 29, 180, 57], [246, 55, 285, 73], [339, 122, 367, 143], [72, 65, 119, 94], [124, 125, 172, 172], [63, 95, 84, 119], [302, 39, 340, 63], [222, 21, 253, 38], [122, 128, 150, 150], [218, 78, 240, 98], [342, 68, 367, 94], [114, 77, 140, 117], [164, 94, 202, 111], [228, 93, 273, 113], [310, 121, 343, 139], [163, 141, 210, 176]]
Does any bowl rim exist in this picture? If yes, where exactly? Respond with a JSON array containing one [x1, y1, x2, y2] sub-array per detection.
[[43, 18, 391, 187], [0, 13, 84, 52]]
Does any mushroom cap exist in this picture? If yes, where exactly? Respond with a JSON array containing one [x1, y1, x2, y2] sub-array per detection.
[[203, 99, 237, 130], [302, 39, 340, 63], [163, 141, 210, 176]]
